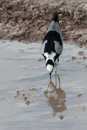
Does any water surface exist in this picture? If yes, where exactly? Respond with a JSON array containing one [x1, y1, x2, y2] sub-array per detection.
[[0, 40, 87, 130]]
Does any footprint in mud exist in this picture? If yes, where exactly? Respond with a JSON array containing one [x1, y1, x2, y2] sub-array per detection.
[[72, 56, 77, 61], [14, 90, 30, 105], [78, 51, 87, 61], [66, 56, 77, 62], [10, 88, 42, 105], [76, 93, 86, 98], [78, 51, 84, 56], [44, 73, 66, 118], [83, 56, 87, 60]]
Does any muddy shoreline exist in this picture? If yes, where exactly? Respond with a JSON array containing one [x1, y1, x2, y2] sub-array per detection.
[[0, 0, 87, 47]]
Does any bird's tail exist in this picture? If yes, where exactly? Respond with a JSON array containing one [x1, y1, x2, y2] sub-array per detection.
[[52, 13, 59, 23], [46, 13, 61, 36]]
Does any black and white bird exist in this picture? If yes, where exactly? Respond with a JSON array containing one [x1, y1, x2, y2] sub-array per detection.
[[42, 13, 63, 79]]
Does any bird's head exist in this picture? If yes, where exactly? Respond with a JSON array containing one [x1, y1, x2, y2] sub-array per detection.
[[46, 59, 54, 78]]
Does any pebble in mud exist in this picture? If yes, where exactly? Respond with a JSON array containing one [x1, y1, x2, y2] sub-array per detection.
[[23, 96, 27, 101], [83, 56, 87, 60], [83, 107, 85, 110], [78, 51, 84, 56], [72, 56, 77, 61], [29, 88, 36, 91], [76, 93, 86, 97], [21, 90, 25, 92], [25, 100, 30, 105], [76, 94, 82, 97], [17, 91, 21, 96], [22, 93, 25, 97], [14, 96, 17, 98], [29, 88, 42, 91], [59, 116, 64, 120], [2, 41, 5, 43], [82, 107, 86, 111]]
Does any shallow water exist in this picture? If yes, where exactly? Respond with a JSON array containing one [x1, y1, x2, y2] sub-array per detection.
[[0, 40, 87, 130]]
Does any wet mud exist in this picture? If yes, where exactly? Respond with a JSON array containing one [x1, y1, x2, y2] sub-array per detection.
[[10, 88, 42, 105], [0, 0, 87, 47], [0, 41, 87, 129]]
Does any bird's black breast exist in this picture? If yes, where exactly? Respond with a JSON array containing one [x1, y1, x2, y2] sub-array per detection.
[[43, 31, 62, 54]]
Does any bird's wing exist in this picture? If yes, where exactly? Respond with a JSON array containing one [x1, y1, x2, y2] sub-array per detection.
[[41, 40, 47, 54], [47, 21, 63, 43], [54, 41, 63, 55]]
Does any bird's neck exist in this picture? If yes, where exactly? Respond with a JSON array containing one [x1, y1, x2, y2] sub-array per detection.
[[44, 52, 56, 63]]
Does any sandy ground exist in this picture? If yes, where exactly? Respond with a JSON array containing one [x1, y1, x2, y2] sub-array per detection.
[[0, 0, 87, 47], [0, 40, 87, 129]]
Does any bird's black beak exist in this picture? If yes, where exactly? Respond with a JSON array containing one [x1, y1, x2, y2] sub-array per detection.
[[49, 73, 51, 80]]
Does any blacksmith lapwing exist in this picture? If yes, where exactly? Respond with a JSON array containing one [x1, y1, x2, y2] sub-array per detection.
[[42, 13, 63, 79]]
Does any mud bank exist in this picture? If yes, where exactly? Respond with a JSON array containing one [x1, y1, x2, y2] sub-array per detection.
[[0, 0, 87, 47]]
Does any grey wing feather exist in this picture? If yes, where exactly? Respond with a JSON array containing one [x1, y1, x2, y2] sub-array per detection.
[[41, 40, 47, 54], [54, 41, 63, 55], [47, 21, 63, 43]]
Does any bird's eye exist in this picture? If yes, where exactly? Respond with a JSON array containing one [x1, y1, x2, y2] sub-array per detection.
[[42, 54, 46, 60], [44, 56, 46, 60], [54, 56, 56, 61]]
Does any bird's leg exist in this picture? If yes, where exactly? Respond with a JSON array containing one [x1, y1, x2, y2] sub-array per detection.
[[55, 59, 58, 87], [55, 62, 57, 74], [55, 72, 57, 87], [55, 58, 59, 74], [50, 73, 51, 81], [57, 74, 60, 89]]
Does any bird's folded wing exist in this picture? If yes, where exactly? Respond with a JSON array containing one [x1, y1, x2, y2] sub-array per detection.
[[41, 40, 47, 54], [54, 41, 63, 55]]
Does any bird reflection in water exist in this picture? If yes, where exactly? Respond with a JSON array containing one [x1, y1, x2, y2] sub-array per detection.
[[44, 73, 66, 117]]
